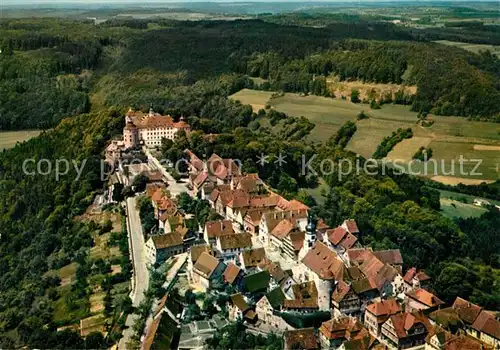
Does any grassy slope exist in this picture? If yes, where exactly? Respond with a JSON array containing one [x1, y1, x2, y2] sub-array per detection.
[[0, 130, 42, 150], [230, 89, 500, 181]]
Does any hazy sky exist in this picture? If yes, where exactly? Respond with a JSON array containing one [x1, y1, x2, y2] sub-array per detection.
[[2, 0, 482, 3]]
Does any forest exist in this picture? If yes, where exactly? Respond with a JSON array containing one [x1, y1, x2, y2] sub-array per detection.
[[1, 16, 500, 131], [0, 14, 500, 348]]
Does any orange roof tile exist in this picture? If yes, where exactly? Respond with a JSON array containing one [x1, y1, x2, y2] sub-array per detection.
[[327, 227, 348, 245], [302, 242, 346, 280], [366, 298, 402, 318], [193, 252, 220, 278], [319, 316, 364, 340], [205, 220, 234, 239], [224, 263, 242, 284], [452, 297, 483, 325], [271, 219, 295, 240], [406, 288, 444, 308], [471, 310, 500, 340]]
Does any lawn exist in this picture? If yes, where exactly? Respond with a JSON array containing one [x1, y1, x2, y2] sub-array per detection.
[[440, 198, 487, 220], [0, 130, 42, 150], [229, 89, 274, 113]]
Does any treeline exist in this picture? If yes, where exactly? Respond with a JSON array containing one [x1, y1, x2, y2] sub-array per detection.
[[0, 109, 124, 348], [373, 128, 413, 159]]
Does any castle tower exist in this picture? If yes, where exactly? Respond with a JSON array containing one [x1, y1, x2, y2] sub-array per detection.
[[123, 116, 138, 149], [299, 213, 317, 261]]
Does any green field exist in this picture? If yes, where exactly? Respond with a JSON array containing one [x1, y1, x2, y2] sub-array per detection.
[[230, 89, 500, 182], [434, 40, 500, 57], [0, 130, 42, 150], [438, 189, 500, 219]]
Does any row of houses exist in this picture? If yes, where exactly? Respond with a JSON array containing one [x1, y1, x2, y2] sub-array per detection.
[[142, 149, 500, 350]]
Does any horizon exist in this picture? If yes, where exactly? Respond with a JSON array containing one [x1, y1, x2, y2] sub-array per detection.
[[2, 0, 496, 4]]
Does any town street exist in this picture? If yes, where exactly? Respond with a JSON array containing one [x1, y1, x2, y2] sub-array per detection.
[[118, 195, 150, 349], [143, 148, 190, 197]]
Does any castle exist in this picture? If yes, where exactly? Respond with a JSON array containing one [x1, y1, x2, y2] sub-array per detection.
[[123, 108, 191, 149]]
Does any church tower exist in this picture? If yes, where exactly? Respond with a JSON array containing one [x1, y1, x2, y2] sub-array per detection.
[[299, 213, 317, 260]]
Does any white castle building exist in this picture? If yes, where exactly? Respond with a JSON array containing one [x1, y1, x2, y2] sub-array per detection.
[[123, 108, 191, 149]]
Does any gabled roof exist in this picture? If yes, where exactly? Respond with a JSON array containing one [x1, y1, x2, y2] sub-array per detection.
[[428, 307, 464, 329], [289, 231, 305, 252], [223, 263, 242, 284], [258, 259, 288, 283], [343, 219, 359, 234], [387, 312, 431, 340], [327, 227, 348, 246], [150, 233, 183, 249], [471, 310, 500, 340], [284, 328, 318, 350], [189, 245, 212, 263], [351, 277, 378, 295], [371, 264, 400, 292], [373, 249, 403, 266], [217, 233, 252, 250], [332, 280, 353, 303], [243, 270, 271, 293], [265, 288, 286, 309], [340, 233, 358, 250], [205, 220, 234, 239], [271, 219, 295, 240], [319, 316, 364, 340], [366, 298, 402, 319], [193, 252, 220, 279], [452, 297, 482, 325], [230, 293, 250, 313], [404, 268, 432, 283], [262, 209, 308, 232], [301, 241, 346, 280], [283, 281, 318, 309], [406, 288, 444, 308], [241, 248, 266, 268]]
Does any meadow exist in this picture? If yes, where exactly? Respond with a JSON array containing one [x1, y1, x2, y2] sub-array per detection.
[[0, 130, 42, 150], [230, 89, 500, 182], [434, 40, 500, 57]]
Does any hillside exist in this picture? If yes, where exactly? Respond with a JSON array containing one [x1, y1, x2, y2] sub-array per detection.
[[0, 17, 499, 131]]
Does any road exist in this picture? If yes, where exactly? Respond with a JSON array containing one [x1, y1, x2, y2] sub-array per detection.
[[143, 148, 190, 197], [118, 196, 150, 350]]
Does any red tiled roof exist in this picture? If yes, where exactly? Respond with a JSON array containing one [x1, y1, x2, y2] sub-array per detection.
[[452, 297, 483, 325], [224, 263, 242, 284], [407, 288, 444, 308], [327, 227, 348, 246], [205, 220, 234, 239], [271, 219, 295, 240], [388, 312, 431, 340], [340, 233, 358, 250], [373, 250, 403, 266], [366, 298, 402, 318], [343, 219, 359, 234], [289, 231, 305, 252], [471, 310, 500, 340], [301, 242, 346, 280], [332, 280, 351, 303], [347, 248, 368, 264], [319, 316, 364, 340], [359, 252, 385, 279]]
